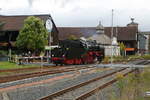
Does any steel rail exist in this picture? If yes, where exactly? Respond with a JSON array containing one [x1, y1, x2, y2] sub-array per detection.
[[39, 68, 127, 100], [75, 69, 136, 100], [0, 66, 94, 83]]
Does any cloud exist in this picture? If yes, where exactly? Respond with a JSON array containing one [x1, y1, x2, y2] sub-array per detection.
[[1, 0, 150, 30]]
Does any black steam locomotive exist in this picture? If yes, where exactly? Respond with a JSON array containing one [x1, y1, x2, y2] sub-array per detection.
[[51, 39, 104, 65]]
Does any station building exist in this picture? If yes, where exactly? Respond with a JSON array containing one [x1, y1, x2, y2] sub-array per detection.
[[0, 14, 59, 50]]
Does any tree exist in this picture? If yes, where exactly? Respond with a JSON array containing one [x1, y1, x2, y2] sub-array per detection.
[[119, 42, 126, 56], [0, 21, 5, 35], [0, 22, 5, 28], [68, 35, 77, 40], [16, 16, 48, 55], [148, 36, 150, 54]]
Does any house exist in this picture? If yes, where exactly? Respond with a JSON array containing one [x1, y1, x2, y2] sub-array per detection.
[[0, 14, 59, 50], [138, 32, 150, 54]]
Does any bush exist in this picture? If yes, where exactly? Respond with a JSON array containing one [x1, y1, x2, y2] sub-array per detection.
[[113, 56, 125, 62], [142, 55, 150, 60], [0, 50, 7, 56], [102, 56, 110, 63], [110, 67, 150, 100]]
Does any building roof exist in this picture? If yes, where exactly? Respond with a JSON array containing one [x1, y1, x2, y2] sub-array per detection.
[[58, 26, 138, 41], [88, 34, 111, 45], [139, 31, 150, 35], [58, 27, 97, 40], [0, 14, 55, 31], [105, 27, 138, 41]]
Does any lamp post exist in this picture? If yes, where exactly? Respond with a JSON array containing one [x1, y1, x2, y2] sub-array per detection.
[[46, 16, 53, 63], [111, 9, 114, 66]]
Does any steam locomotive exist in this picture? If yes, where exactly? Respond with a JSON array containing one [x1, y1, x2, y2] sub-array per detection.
[[51, 39, 104, 65]]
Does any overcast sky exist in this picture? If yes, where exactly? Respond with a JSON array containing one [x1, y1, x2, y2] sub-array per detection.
[[0, 0, 150, 31]]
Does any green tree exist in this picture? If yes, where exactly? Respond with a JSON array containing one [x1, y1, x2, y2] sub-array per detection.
[[68, 35, 77, 40], [0, 21, 5, 35], [119, 42, 126, 56], [145, 30, 150, 53], [0, 21, 5, 28], [16, 16, 48, 55]]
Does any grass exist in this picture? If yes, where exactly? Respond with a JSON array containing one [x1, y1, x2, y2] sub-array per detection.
[[110, 66, 150, 100], [0, 61, 40, 70], [103, 54, 150, 63], [142, 54, 150, 60]]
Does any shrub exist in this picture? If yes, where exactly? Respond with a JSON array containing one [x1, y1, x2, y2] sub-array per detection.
[[0, 50, 7, 56], [102, 56, 110, 63], [142, 55, 150, 60]]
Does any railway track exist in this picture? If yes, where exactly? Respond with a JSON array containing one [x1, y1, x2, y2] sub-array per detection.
[[0, 66, 95, 83], [133, 60, 150, 65], [0, 60, 148, 83], [0, 65, 72, 73], [75, 69, 136, 100], [0, 60, 148, 100], [39, 60, 149, 100], [39, 68, 129, 100]]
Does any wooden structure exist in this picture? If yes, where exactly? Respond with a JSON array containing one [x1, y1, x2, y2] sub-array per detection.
[[0, 14, 59, 51]]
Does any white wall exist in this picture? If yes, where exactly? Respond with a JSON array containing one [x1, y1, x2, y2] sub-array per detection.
[[104, 45, 120, 56], [145, 35, 149, 54]]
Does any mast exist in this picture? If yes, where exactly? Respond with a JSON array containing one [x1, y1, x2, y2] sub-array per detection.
[[111, 9, 114, 65]]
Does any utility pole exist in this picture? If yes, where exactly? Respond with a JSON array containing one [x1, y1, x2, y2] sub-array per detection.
[[46, 16, 53, 63], [8, 34, 12, 61], [111, 9, 114, 66]]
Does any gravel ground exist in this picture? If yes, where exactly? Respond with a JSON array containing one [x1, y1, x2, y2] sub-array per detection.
[[0, 68, 121, 100], [0, 93, 3, 100], [0, 71, 75, 88], [86, 83, 114, 100], [0, 66, 96, 89], [55, 75, 114, 100]]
